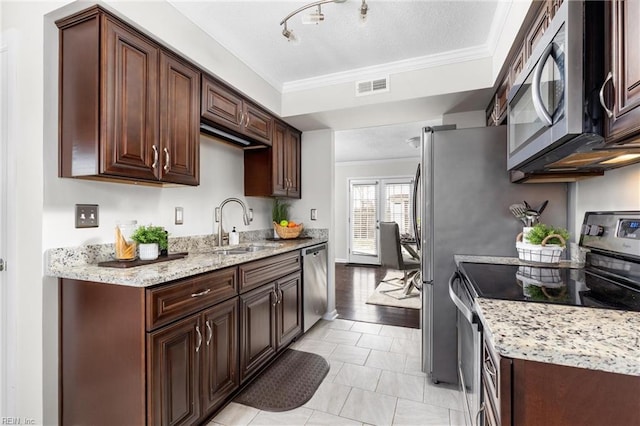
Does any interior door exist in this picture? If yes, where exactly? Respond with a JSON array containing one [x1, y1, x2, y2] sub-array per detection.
[[348, 178, 415, 265], [348, 180, 380, 264]]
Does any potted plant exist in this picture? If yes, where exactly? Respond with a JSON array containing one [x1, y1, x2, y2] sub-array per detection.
[[272, 198, 289, 238], [131, 225, 168, 260], [516, 223, 570, 264]]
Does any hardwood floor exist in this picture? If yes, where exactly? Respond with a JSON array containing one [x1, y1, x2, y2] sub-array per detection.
[[335, 263, 421, 329]]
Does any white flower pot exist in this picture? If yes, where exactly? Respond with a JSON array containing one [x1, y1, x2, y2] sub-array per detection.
[[139, 243, 159, 260]]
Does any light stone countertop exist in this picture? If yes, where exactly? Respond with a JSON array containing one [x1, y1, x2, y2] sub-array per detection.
[[47, 238, 326, 288], [476, 299, 640, 376], [454, 254, 640, 376]]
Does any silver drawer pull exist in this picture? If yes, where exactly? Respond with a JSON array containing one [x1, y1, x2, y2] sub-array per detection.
[[484, 355, 497, 379], [191, 288, 211, 298], [163, 147, 170, 172], [151, 145, 158, 169], [475, 402, 486, 426], [599, 71, 614, 119]]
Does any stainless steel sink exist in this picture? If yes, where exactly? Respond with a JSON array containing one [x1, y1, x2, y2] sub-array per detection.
[[215, 244, 272, 255]]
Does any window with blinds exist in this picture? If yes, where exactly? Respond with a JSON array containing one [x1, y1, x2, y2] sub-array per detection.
[[384, 183, 412, 236]]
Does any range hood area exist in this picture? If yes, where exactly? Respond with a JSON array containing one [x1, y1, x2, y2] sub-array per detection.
[[200, 123, 257, 148], [510, 135, 640, 183]]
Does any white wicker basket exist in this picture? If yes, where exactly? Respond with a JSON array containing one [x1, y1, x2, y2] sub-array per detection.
[[515, 232, 566, 264]]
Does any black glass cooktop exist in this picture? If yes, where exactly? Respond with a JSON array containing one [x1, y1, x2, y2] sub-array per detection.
[[458, 262, 640, 312]]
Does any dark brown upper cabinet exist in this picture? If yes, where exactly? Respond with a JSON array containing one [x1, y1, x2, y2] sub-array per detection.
[[57, 6, 200, 186], [602, 0, 640, 145], [244, 121, 301, 198], [201, 74, 273, 146]]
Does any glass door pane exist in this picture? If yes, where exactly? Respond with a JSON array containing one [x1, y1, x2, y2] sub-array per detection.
[[383, 181, 412, 236], [349, 180, 379, 264]]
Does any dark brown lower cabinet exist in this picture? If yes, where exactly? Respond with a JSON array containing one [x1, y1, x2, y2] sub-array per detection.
[[482, 337, 640, 426], [148, 298, 239, 426], [60, 251, 303, 425], [148, 314, 201, 426], [239, 271, 303, 383], [202, 298, 239, 417], [239, 283, 278, 382], [276, 272, 303, 348]]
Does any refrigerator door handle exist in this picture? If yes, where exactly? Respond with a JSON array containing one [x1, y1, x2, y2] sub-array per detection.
[[421, 127, 434, 283], [412, 163, 421, 251]]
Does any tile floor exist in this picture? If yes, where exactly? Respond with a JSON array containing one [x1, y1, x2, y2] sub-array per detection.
[[210, 319, 465, 426]]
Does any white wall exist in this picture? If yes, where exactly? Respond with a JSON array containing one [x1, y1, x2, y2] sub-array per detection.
[[442, 110, 486, 129], [572, 163, 640, 240], [334, 158, 420, 261], [289, 130, 337, 319]]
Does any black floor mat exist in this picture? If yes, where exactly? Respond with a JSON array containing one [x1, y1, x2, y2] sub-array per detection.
[[234, 349, 329, 412]]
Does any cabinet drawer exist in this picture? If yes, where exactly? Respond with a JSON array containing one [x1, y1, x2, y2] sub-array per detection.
[[239, 251, 300, 293], [483, 339, 501, 415], [146, 267, 237, 330]]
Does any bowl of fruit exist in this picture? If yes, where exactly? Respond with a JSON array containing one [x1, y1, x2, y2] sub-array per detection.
[[273, 219, 304, 239]]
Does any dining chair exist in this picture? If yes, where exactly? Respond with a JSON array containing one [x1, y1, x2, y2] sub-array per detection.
[[379, 222, 420, 299]]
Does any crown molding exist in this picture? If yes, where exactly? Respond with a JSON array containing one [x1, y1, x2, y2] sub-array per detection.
[[485, 1, 514, 55], [282, 44, 492, 93], [335, 156, 420, 167]]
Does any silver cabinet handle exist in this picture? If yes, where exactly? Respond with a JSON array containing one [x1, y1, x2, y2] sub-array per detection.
[[195, 325, 202, 353], [151, 145, 159, 169], [272, 289, 278, 306], [599, 71, 614, 119], [475, 402, 486, 426], [237, 111, 244, 126], [277, 288, 283, 304], [163, 147, 170, 172], [243, 112, 249, 127], [532, 42, 555, 127], [206, 320, 213, 346], [191, 288, 211, 298]]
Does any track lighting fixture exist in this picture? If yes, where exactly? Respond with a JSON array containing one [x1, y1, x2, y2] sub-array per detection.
[[280, 0, 368, 43]]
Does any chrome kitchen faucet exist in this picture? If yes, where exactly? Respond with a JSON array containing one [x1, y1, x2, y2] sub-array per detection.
[[215, 198, 252, 246]]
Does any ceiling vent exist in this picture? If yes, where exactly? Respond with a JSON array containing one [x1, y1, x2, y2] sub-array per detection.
[[356, 77, 389, 96]]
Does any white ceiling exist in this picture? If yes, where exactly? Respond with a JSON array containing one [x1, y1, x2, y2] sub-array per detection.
[[169, 0, 505, 91], [169, 0, 513, 161]]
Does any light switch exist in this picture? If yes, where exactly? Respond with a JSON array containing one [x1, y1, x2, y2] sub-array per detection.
[[175, 207, 184, 225], [311, 209, 317, 221], [75, 204, 99, 228]]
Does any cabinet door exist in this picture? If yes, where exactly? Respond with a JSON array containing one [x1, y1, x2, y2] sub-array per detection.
[[159, 53, 200, 185], [148, 315, 201, 426], [524, 1, 550, 59], [271, 121, 288, 197], [604, 0, 640, 144], [102, 16, 159, 181], [243, 102, 273, 145], [202, 298, 239, 417], [276, 272, 302, 349], [285, 128, 301, 199], [239, 283, 277, 382], [201, 76, 244, 133]]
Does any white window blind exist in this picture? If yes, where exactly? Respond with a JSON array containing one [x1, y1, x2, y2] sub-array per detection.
[[351, 183, 378, 256], [384, 183, 412, 236]]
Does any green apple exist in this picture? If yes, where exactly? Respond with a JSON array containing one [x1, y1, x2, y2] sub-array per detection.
[[279, 220, 289, 227]]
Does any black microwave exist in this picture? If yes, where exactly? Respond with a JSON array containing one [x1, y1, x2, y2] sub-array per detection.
[[507, 1, 613, 178]]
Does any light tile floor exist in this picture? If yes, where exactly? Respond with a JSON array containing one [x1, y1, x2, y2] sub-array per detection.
[[211, 319, 465, 426]]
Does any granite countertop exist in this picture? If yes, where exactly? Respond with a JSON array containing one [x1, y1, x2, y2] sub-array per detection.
[[476, 299, 640, 376], [454, 254, 640, 376], [47, 238, 326, 288]]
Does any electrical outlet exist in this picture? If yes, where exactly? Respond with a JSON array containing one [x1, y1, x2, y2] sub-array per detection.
[[75, 204, 99, 228], [175, 207, 184, 225], [311, 209, 317, 221]]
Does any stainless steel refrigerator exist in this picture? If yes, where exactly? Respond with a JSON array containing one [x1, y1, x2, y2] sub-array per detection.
[[414, 125, 567, 384]]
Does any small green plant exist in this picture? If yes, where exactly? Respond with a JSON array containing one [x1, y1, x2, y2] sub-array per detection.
[[131, 225, 168, 250], [526, 223, 570, 246], [272, 198, 290, 223]]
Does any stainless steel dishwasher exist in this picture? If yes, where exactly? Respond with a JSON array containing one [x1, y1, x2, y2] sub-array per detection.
[[302, 244, 328, 332]]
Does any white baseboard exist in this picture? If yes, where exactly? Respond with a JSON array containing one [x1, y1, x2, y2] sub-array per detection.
[[335, 258, 348, 264]]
